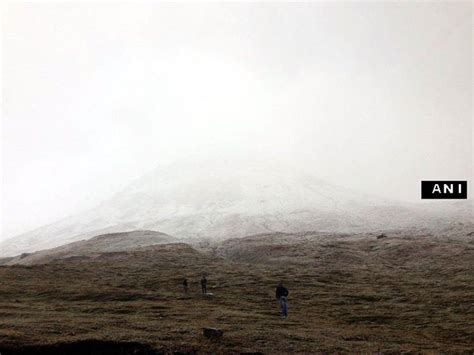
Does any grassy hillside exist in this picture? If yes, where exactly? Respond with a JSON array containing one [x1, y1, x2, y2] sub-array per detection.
[[4, 230, 175, 266], [0, 233, 473, 353]]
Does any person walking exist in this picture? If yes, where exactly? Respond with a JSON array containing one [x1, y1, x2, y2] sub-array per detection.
[[275, 281, 289, 318], [182, 278, 188, 294], [200, 275, 208, 294]]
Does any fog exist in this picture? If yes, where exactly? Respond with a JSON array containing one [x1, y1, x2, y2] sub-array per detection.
[[2, 2, 472, 240]]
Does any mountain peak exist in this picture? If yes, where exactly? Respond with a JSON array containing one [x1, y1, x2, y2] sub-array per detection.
[[0, 158, 464, 257]]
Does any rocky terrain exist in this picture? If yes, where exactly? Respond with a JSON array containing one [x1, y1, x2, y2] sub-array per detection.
[[0, 227, 473, 354]]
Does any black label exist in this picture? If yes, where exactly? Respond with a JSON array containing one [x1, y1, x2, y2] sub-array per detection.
[[421, 181, 467, 199]]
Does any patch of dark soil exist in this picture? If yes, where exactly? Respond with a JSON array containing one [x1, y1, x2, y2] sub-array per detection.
[[0, 340, 160, 355], [346, 315, 393, 324]]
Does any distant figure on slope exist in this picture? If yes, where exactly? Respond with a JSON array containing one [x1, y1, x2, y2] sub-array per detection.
[[201, 275, 208, 294], [182, 278, 188, 294], [276, 281, 289, 318]]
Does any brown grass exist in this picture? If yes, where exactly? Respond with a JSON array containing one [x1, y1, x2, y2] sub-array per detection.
[[0, 235, 473, 354]]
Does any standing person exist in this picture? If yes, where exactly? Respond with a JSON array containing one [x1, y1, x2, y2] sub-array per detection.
[[182, 278, 188, 294], [201, 275, 208, 294], [275, 281, 289, 318]]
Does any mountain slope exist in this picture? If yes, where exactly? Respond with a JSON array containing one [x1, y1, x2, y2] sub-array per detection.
[[5, 230, 175, 265], [1, 230, 473, 353], [1, 158, 468, 257]]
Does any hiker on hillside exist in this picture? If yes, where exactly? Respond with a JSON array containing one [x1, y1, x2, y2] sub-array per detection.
[[276, 281, 289, 318], [201, 275, 208, 294], [182, 278, 188, 294]]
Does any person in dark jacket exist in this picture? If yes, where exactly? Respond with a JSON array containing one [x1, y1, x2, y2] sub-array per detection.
[[200, 276, 208, 294], [182, 278, 188, 294], [275, 281, 289, 317]]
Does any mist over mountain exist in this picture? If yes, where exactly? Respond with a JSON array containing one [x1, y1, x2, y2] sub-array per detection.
[[0, 158, 470, 257]]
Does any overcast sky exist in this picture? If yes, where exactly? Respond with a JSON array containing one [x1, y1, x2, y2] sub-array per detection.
[[2, 2, 472, 240]]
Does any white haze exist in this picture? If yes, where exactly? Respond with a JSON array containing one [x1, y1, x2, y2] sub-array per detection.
[[1, 2, 472, 241]]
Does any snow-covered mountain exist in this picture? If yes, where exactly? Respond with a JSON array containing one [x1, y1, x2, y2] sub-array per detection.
[[1, 158, 468, 257]]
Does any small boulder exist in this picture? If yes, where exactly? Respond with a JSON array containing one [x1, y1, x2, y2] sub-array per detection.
[[376, 234, 387, 240], [203, 327, 223, 340]]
